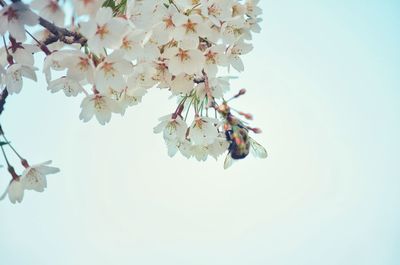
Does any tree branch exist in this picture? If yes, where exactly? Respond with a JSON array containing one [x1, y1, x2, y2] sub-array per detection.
[[0, 89, 9, 117], [39, 17, 87, 46]]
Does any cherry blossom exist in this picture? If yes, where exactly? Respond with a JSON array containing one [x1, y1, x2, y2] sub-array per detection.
[[203, 45, 228, 77], [165, 47, 205, 75], [208, 136, 230, 160], [0, 44, 38, 67], [127, 63, 157, 90], [72, 0, 103, 16], [195, 77, 230, 99], [80, 7, 128, 55], [151, 5, 179, 45], [42, 50, 70, 82], [171, 13, 209, 49], [22, 161, 60, 192], [119, 30, 146, 60], [189, 116, 220, 146], [48, 76, 83, 97], [226, 41, 253, 72], [94, 52, 133, 94], [154, 114, 188, 143], [5, 63, 37, 94], [0, 0, 265, 203], [120, 85, 147, 111], [245, 0, 262, 18], [191, 144, 209, 161], [221, 17, 247, 44], [200, 0, 233, 27], [62, 50, 95, 84], [30, 0, 65, 27], [0, 179, 24, 204], [169, 74, 194, 95], [80, 93, 120, 125], [0, 2, 39, 42]]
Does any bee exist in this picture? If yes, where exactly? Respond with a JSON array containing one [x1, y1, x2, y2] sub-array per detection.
[[224, 126, 268, 169], [225, 127, 250, 159], [217, 101, 268, 169]]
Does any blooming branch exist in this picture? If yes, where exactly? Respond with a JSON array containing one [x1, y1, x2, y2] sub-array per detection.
[[0, 0, 267, 203]]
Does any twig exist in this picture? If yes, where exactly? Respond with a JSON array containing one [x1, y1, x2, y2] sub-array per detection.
[[0, 89, 8, 116], [39, 17, 87, 46]]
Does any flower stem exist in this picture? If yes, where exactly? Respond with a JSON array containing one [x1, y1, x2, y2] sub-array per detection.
[[0, 145, 10, 168], [0, 127, 24, 160]]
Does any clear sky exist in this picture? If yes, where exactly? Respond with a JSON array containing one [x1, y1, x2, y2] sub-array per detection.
[[1, 1, 400, 265]]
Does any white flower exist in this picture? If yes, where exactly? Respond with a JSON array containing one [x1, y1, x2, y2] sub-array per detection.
[[119, 85, 147, 111], [43, 50, 70, 82], [165, 139, 180, 157], [62, 50, 95, 84], [120, 30, 146, 60], [0, 179, 24, 204], [22, 161, 60, 192], [80, 7, 127, 55], [48, 76, 83, 97], [221, 17, 246, 45], [151, 5, 179, 45], [204, 20, 223, 43], [139, 41, 161, 62], [164, 47, 205, 76], [128, 63, 157, 89], [171, 13, 209, 49], [176, 130, 229, 162], [200, 0, 233, 27], [195, 76, 230, 99], [152, 61, 172, 88], [0, 2, 39, 42], [245, 0, 262, 18], [5, 64, 37, 94], [94, 52, 133, 94], [208, 135, 230, 160], [226, 41, 253, 72], [73, 0, 103, 16], [31, 0, 65, 26], [246, 17, 262, 33], [231, 2, 246, 17], [154, 114, 188, 143], [177, 139, 192, 158], [203, 45, 228, 77], [191, 144, 209, 161], [126, 0, 158, 30], [0, 44, 38, 66], [79, 93, 119, 125], [169, 74, 194, 95], [189, 116, 220, 145]]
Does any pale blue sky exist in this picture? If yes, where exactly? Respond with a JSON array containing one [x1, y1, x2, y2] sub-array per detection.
[[1, 1, 400, 265]]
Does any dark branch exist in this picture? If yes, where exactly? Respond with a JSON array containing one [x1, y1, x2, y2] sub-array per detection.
[[39, 17, 87, 46], [0, 89, 9, 116]]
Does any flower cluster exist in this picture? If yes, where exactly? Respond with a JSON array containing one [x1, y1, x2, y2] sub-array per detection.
[[0, 0, 265, 202]]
